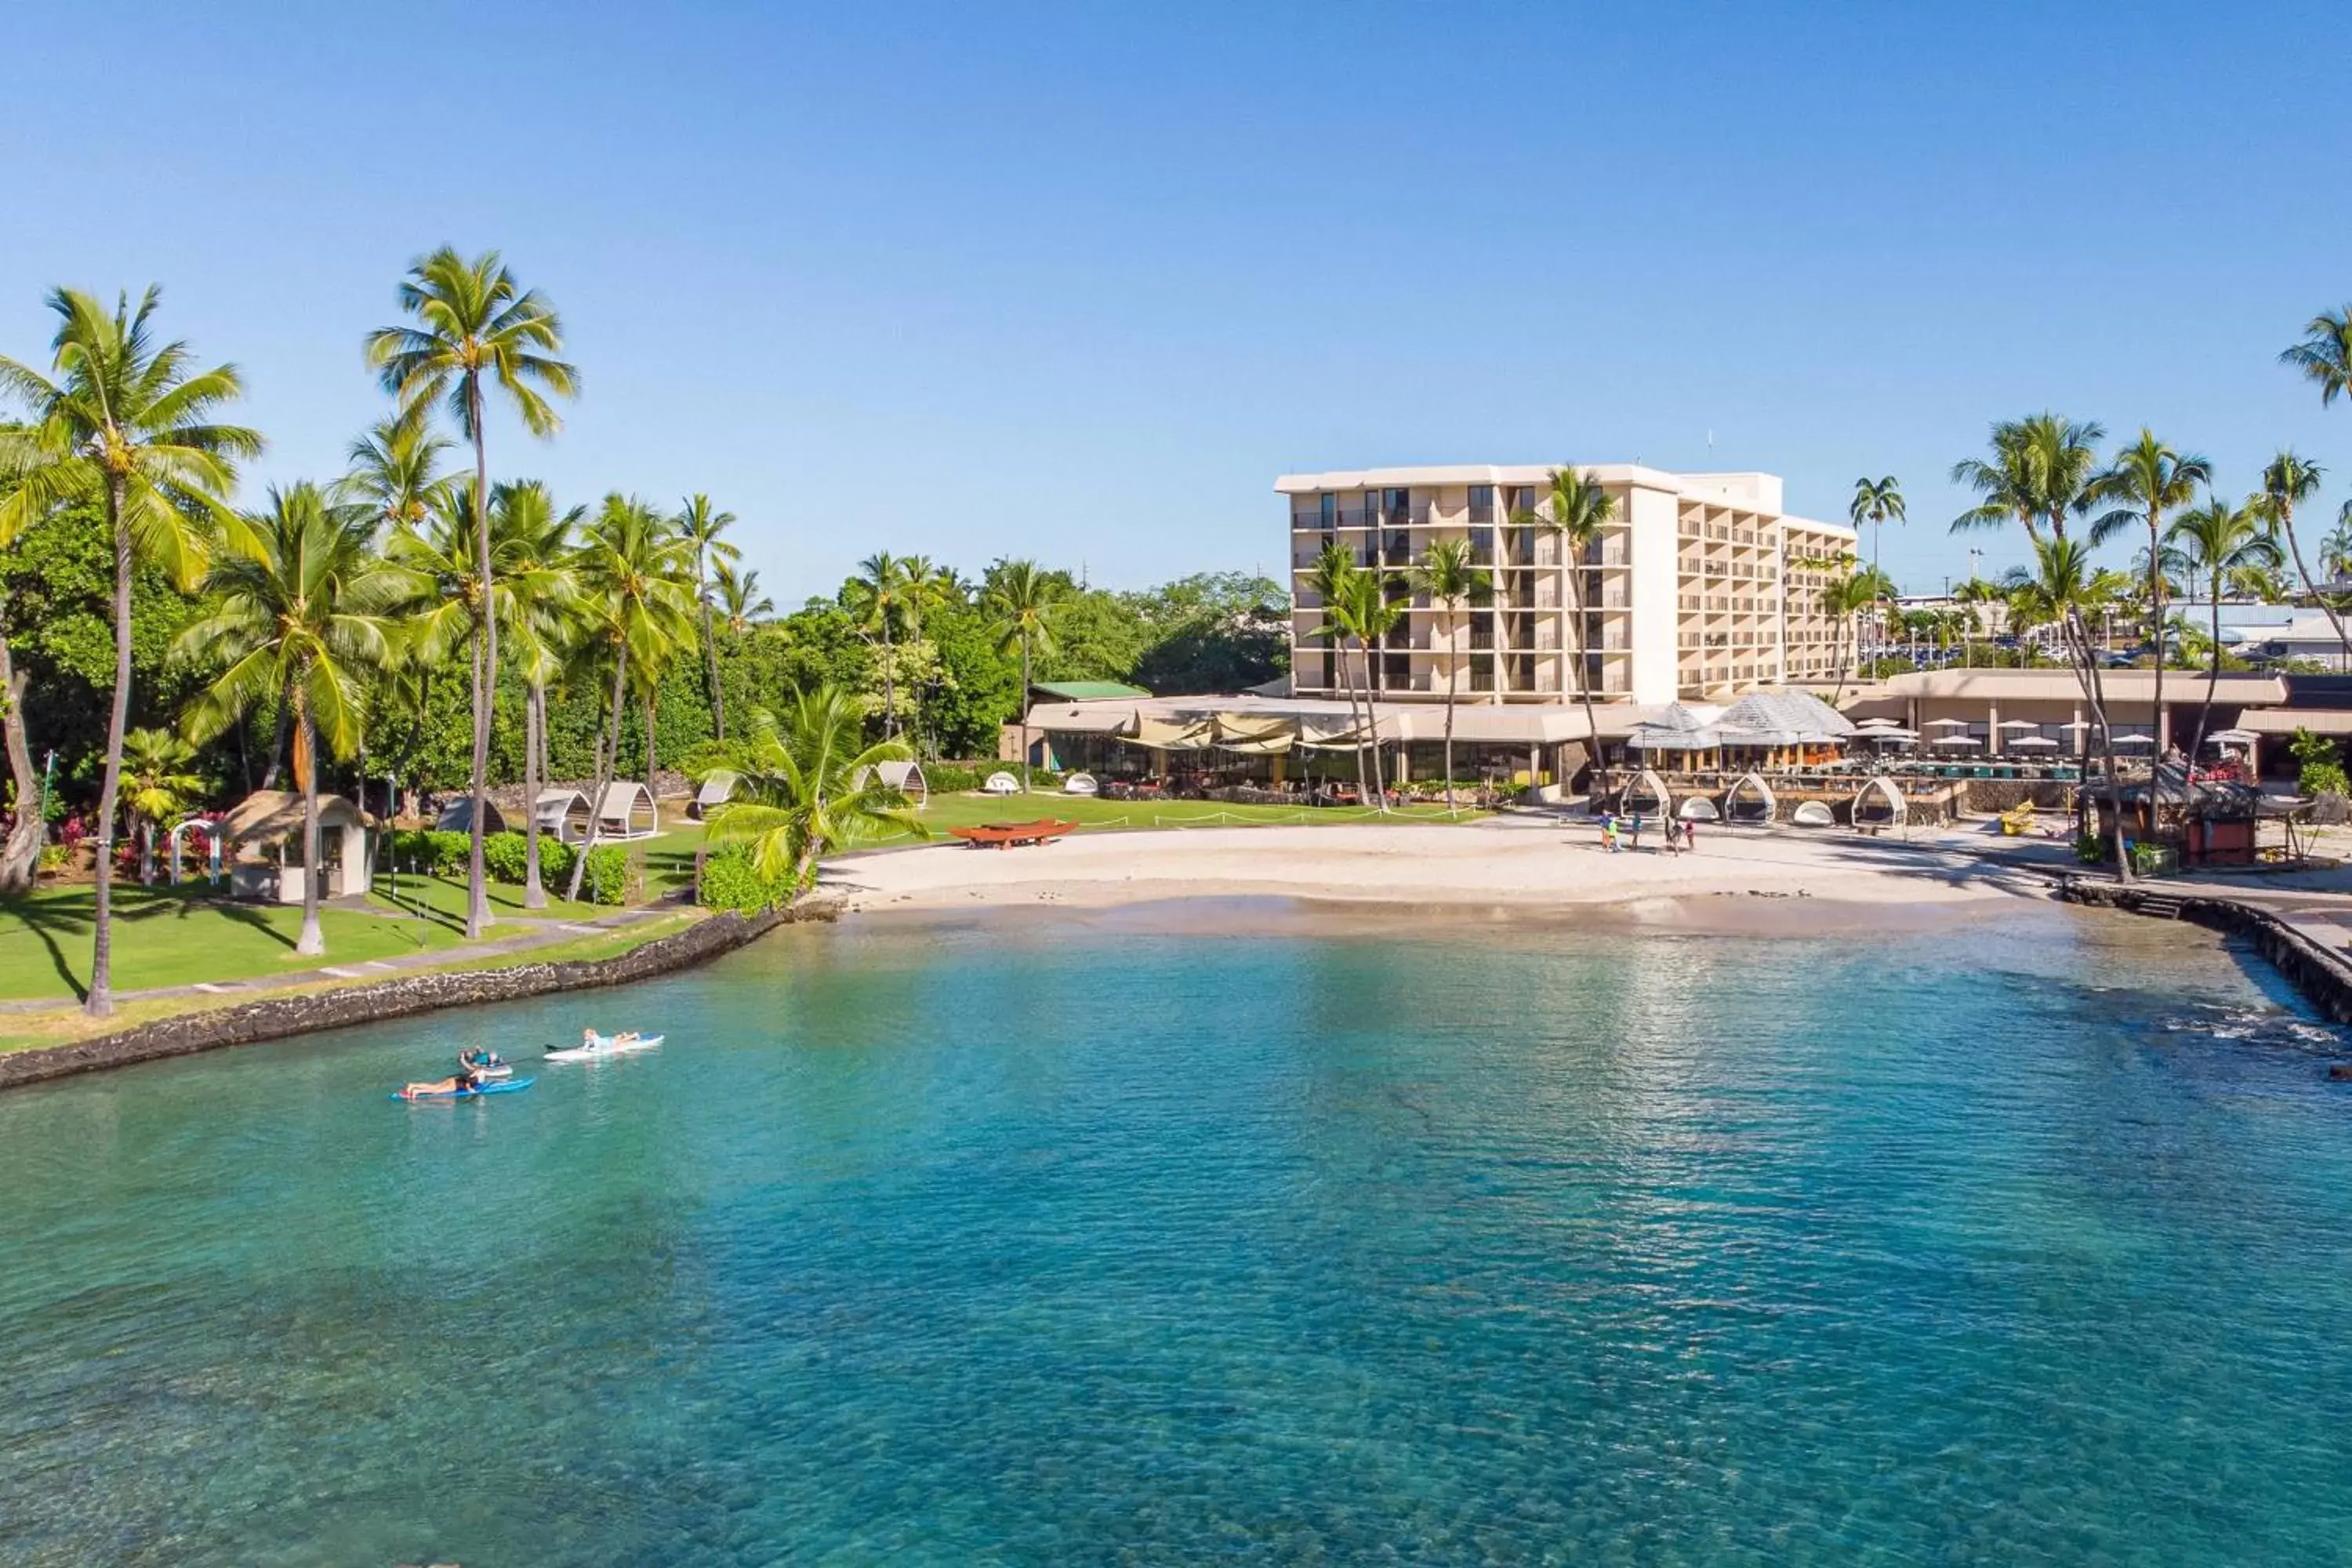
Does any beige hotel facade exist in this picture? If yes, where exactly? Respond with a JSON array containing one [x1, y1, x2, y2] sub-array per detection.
[[1280, 464, 1857, 709]]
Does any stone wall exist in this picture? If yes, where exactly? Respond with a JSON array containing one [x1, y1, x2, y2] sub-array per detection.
[[2059, 879, 2352, 1025], [1963, 779, 2076, 813], [0, 902, 835, 1093]]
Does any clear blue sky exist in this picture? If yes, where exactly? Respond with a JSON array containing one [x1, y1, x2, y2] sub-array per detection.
[[10, 2, 2351, 603]]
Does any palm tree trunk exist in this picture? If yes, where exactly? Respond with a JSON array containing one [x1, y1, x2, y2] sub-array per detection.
[[138, 819, 153, 886], [1017, 634, 1032, 791], [701, 554, 726, 743], [644, 688, 661, 827], [1442, 604, 1457, 813], [880, 615, 897, 740], [2066, 608, 2133, 884], [258, 701, 291, 791], [1358, 634, 1388, 811], [465, 387, 495, 940], [2187, 574, 2224, 775], [295, 706, 325, 957], [86, 484, 134, 1017], [1566, 565, 1603, 801], [567, 644, 630, 903], [2148, 514, 2165, 753], [2275, 502, 2352, 668], [523, 681, 546, 909], [0, 619, 44, 895], [1334, 637, 1368, 804]]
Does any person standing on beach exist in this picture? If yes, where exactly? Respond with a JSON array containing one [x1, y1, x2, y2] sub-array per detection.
[[1599, 811, 1618, 852], [1627, 813, 1642, 852], [1684, 816, 1699, 852], [1664, 815, 1683, 855]]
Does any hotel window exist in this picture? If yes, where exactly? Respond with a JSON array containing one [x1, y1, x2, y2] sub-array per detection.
[[1511, 654, 1537, 689], [1319, 492, 1335, 528], [1385, 652, 1411, 687], [1467, 526, 1494, 565], [1468, 484, 1496, 524], [1382, 487, 1410, 525], [1504, 485, 1534, 521], [1320, 649, 1334, 689], [1469, 652, 1495, 692]]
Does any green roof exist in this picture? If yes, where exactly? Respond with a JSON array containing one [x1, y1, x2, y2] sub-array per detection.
[[1033, 680, 1152, 702]]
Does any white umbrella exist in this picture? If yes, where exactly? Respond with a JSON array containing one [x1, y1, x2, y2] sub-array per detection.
[[2209, 728, 2258, 745], [1933, 735, 1984, 748], [1924, 717, 1971, 730], [2111, 732, 2156, 747], [1995, 719, 2042, 731], [2007, 735, 2060, 750], [2059, 720, 2094, 731], [1861, 727, 1918, 739]]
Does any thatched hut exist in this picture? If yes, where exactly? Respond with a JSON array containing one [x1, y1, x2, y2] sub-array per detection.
[[221, 790, 373, 905]]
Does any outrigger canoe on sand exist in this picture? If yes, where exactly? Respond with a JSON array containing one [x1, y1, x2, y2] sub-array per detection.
[[545, 1033, 665, 1062], [947, 818, 1077, 849]]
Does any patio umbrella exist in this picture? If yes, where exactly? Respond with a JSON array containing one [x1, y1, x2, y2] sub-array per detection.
[[2208, 728, 2258, 746], [1863, 728, 1918, 742], [2007, 735, 2060, 750], [2111, 732, 2156, 747], [1933, 735, 1984, 748], [1925, 717, 1972, 730], [1995, 719, 2042, 731]]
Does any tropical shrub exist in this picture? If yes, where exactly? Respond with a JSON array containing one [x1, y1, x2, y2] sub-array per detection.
[[389, 829, 473, 875], [2288, 729, 2348, 797], [2074, 833, 2106, 865], [576, 844, 631, 906], [697, 844, 800, 913]]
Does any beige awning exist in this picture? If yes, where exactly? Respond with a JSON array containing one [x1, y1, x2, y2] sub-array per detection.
[[1133, 717, 1215, 750], [2238, 709, 2352, 735], [1213, 713, 1295, 753]]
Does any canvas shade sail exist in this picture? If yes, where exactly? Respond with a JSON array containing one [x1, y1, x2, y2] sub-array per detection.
[[1213, 713, 1296, 754], [1132, 717, 1217, 751]]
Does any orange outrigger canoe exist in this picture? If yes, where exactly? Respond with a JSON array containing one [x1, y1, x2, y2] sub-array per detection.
[[946, 818, 1079, 849]]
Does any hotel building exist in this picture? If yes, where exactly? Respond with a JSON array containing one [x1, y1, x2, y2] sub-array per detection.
[[1279, 465, 1857, 707]]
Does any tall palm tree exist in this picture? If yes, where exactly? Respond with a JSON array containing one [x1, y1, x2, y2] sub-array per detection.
[[846, 553, 906, 739], [365, 249, 576, 938], [2005, 535, 2136, 881], [180, 483, 403, 954], [705, 685, 926, 895], [119, 728, 203, 886], [1820, 561, 1896, 701], [2318, 503, 2352, 584], [713, 560, 774, 635], [896, 554, 950, 756], [2165, 492, 2282, 767], [1952, 576, 2004, 668], [1410, 537, 1491, 811], [1517, 467, 1617, 797], [0, 287, 260, 1015], [1338, 568, 1402, 811], [983, 560, 1071, 791], [1307, 543, 1374, 804], [1951, 413, 2106, 543], [673, 494, 739, 742], [2252, 452, 2343, 667], [1849, 475, 1905, 571], [2086, 431, 2211, 747], [489, 481, 584, 908], [564, 495, 695, 902]]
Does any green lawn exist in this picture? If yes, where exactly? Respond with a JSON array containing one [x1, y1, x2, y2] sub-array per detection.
[[855, 790, 1483, 848], [0, 884, 487, 1004]]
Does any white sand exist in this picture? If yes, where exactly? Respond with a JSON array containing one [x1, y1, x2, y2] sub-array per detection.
[[826, 815, 2052, 925]]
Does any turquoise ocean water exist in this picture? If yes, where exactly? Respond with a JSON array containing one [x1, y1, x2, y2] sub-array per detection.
[[2, 901, 2350, 1566]]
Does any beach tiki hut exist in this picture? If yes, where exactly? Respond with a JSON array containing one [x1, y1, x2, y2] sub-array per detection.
[[1850, 775, 1907, 834], [595, 781, 660, 840], [434, 797, 507, 835], [535, 789, 593, 844], [1725, 772, 1777, 825], [220, 789, 373, 905]]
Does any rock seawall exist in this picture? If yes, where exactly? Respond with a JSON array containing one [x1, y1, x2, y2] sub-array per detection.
[[0, 903, 831, 1093], [2058, 878, 2352, 1024]]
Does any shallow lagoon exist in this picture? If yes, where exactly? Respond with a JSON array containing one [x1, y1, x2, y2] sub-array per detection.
[[3, 902, 2350, 1565]]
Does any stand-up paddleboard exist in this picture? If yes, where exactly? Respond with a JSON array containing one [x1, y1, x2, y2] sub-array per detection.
[[546, 1033, 663, 1062], [391, 1076, 535, 1102]]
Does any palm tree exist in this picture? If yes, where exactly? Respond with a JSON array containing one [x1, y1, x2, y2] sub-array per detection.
[[489, 481, 584, 908], [984, 560, 1072, 791], [2319, 504, 2352, 584], [845, 553, 906, 739], [1307, 543, 1374, 804], [1820, 561, 1894, 701], [713, 560, 774, 635], [1519, 468, 1617, 797], [1410, 538, 1491, 811], [2087, 431, 2211, 746], [2166, 492, 2282, 767], [2252, 452, 2343, 667], [563, 495, 695, 902], [896, 554, 951, 756], [1338, 568, 1402, 810], [0, 287, 260, 1015], [1849, 475, 1905, 570], [705, 685, 927, 895], [1953, 576, 2004, 668], [2005, 535, 2136, 880], [119, 728, 203, 886], [1951, 413, 2106, 543], [339, 416, 452, 538], [180, 483, 403, 954], [673, 495, 740, 742], [366, 249, 576, 938]]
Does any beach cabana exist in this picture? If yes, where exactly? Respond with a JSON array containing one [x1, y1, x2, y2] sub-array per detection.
[[1792, 800, 1836, 828], [849, 759, 929, 808], [982, 771, 1021, 796], [594, 781, 660, 840], [1617, 768, 1671, 816], [1678, 796, 1719, 821], [1850, 776, 1907, 834], [1063, 771, 1100, 797], [221, 789, 372, 905], [535, 789, 593, 844], [1725, 773, 1777, 825], [434, 797, 506, 835], [689, 770, 739, 821]]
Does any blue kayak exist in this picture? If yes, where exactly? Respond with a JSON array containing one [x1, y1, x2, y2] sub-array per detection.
[[391, 1076, 535, 1102]]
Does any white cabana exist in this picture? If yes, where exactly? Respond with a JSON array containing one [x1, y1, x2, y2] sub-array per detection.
[[1616, 768, 1672, 815], [849, 759, 929, 808], [434, 797, 508, 835], [535, 789, 593, 844], [1851, 775, 1907, 833], [1679, 796, 1720, 821], [594, 781, 660, 840], [982, 771, 1021, 796], [1792, 800, 1837, 828], [689, 770, 739, 821], [1062, 771, 1099, 797], [1725, 773, 1777, 825]]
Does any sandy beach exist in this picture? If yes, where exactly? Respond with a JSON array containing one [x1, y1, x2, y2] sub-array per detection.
[[826, 815, 2056, 929]]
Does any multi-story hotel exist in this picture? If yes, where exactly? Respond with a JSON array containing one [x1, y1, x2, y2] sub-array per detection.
[[1279, 464, 1857, 707]]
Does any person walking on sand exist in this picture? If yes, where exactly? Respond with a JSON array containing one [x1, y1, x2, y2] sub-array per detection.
[[1684, 815, 1699, 852], [1599, 811, 1618, 853], [1626, 812, 1642, 852], [1664, 815, 1683, 855]]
